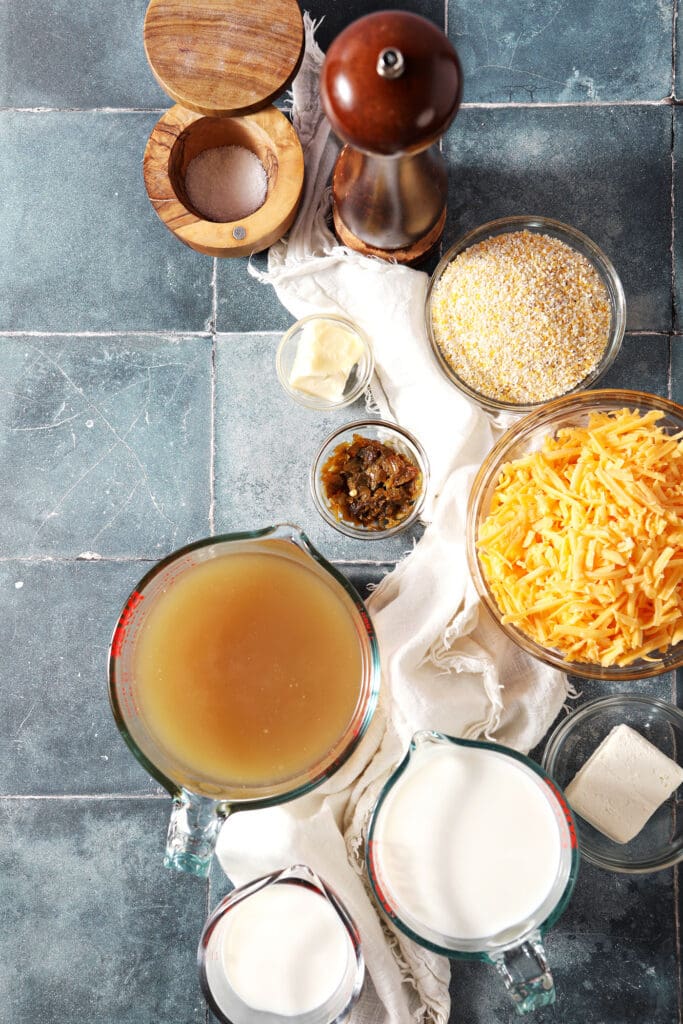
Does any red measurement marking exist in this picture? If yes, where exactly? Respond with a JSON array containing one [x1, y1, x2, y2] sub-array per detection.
[[111, 590, 145, 659], [367, 840, 395, 918], [545, 778, 578, 849], [360, 610, 374, 637]]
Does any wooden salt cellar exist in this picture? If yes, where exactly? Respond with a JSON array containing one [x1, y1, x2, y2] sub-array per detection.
[[320, 12, 462, 265], [142, 0, 305, 257]]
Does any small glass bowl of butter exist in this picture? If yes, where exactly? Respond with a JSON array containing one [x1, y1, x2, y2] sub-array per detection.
[[542, 695, 683, 873], [276, 314, 374, 410]]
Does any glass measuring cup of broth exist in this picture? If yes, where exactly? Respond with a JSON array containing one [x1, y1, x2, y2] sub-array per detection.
[[108, 524, 380, 877], [367, 732, 579, 1015], [198, 864, 364, 1024]]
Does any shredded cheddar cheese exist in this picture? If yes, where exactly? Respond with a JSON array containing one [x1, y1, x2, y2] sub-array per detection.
[[477, 407, 683, 667]]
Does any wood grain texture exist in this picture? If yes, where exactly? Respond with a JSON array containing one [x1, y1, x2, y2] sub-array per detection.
[[143, 104, 304, 257], [333, 205, 446, 266], [144, 0, 304, 116], [320, 11, 462, 156]]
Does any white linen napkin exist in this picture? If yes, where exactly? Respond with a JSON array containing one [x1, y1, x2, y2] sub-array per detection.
[[216, 16, 569, 1024]]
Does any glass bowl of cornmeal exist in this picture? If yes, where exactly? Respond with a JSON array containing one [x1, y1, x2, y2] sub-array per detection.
[[543, 695, 683, 873], [276, 314, 374, 410]]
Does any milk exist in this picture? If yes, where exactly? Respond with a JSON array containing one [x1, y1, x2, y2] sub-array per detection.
[[204, 881, 354, 1019], [370, 743, 564, 942]]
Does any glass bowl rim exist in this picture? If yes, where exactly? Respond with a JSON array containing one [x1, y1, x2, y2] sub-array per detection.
[[466, 388, 683, 680], [542, 694, 683, 873], [108, 523, 381, 804], [425, 214, 627, 414], [366, 729, 580, 958], [276, 313, 375, 411], [310, 418, 430, 540]]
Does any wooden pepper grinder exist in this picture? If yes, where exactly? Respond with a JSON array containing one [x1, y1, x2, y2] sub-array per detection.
[[320, 11, 462, 265]]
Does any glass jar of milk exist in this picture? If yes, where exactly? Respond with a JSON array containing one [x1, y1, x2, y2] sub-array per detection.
[[198, 864, 364, 1023], [367, 731, 579, 1015]]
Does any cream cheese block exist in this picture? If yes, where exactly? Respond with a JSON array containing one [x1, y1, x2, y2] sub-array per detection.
[[289, 319, 365, 402], [565, 724, 683, 844]]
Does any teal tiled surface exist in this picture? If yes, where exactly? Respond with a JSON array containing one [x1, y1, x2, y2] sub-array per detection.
[[0, 113, 213, 332], [443, 105, 673, 332], [0, 334, 212, 557], [449, 0, 674, 103], [0, 1, 681, 1023], [0, 798, 207, 1024]]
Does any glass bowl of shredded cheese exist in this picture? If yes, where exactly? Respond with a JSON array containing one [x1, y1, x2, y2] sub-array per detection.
[[426, 216, 626, 413], [467, 389, 683, 680]]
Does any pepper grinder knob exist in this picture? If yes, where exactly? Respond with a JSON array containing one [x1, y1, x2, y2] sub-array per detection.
[[321, 11, 462, 263]]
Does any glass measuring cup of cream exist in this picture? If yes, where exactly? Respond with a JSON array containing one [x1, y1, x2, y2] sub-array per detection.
[[108, 524, 380, 877], [367, 731, 579, 1014], [199, 864, 364, 1024]]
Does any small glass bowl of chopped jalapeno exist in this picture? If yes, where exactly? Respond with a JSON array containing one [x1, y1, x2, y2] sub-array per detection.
[[467, 388, 683, 680], [311, 419, 429, 539], [426, 215, 626, 413]]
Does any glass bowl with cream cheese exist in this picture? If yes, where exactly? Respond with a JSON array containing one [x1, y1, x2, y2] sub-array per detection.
[[467, 389, 683, 681], [276, 314, 374, 410], [543, 695, 683, 873], [426, 215, 626, 413]]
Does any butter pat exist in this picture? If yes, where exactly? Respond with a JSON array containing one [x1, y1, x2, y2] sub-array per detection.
[[565, 724, 683, 844], [289, 319, 365, 403]]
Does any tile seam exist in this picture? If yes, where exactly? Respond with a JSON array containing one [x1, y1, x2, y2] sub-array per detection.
[[0, 793, 168, 800], [209, 259, 217, 536], [0, 100, 676, 112], [674, 0, 680, 101], [0, 330, 212, 338]]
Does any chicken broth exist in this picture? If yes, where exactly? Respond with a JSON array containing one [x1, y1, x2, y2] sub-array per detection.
[[132, 549, 363, 794]]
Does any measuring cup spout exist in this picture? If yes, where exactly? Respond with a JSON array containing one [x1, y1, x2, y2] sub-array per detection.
[[489, 932, 555, 1014], [164, 789, 229, 878]]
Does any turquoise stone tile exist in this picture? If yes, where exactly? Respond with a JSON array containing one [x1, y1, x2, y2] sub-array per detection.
[[0, 334, 211, 557], [449, 857, 678, 1023], [0, 112, 213, 332], [0, 560, 163, 795], [215, 252, 295, 334], [443, 105, 672, 332], [0, 0, 167, 108], [304, 0, 445, 51], [672, 337, 683, 401], [449, 0, 673, 103], [673, 109, 683, 329], [213, 332, 424, 560], [0, 798, 208, 1023], [597, 333, 669, 395]]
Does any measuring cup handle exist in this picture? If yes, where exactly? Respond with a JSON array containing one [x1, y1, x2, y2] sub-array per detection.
[[489, 932, 555, 1014], [164, 789, 229, 878]]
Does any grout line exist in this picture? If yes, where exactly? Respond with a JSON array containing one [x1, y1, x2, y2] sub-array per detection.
[[674, 0, 680, 102], [0, 793, 168, 800], [673, 106, 678, 345], [209, 259, 218, 537], [0, 106, 167, 114], [0, 330, 212, 339], [0, 554, 158, 564], [675, 863, 682, 1024], [459, 99, 675, 109], [0, 101, 679, 113]]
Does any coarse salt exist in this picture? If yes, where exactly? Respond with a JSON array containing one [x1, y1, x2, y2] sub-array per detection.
[[184, 145, 268, 223]]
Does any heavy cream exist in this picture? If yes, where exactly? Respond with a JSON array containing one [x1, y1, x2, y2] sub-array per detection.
[[370, 742, 565, 942], [204, 881, 354, 1019]]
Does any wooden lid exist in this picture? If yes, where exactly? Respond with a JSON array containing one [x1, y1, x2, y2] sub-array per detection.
[[320, 11, 462, 157], [144, 0, 305, 117]]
